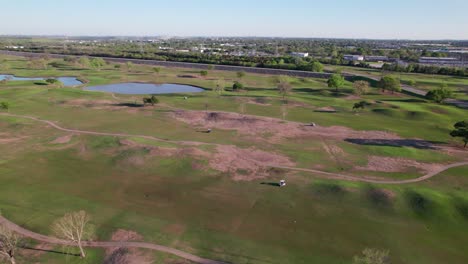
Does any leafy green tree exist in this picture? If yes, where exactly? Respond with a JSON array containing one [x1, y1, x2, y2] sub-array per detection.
[[353, 248, 390, 264], [200, 70, 208, 77], [426, 86, 453, 103], [153, 67, 161, 75], [143, 95, 159, 106], [353, 101, 371, 112], [379, 75, 401, 93], [236, 71, 246, 79], [426, 84, 451, 103], [232, 81, 244, 91], [353, 80, 370, 96], [311, 61, 324, 72], [90, 58, 106, 71], [408, 80, 416, 86], [450, 121, 468, 148], [78, 57, 90, 68], [327, 74, 345, 92], [0, 102, 10, 112]]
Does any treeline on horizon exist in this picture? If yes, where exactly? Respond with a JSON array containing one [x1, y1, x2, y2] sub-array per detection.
[[3, 43, 467, 77]]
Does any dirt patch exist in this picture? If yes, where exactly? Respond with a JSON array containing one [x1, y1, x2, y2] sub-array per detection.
[[344, 95, 362, 100], [163, 223, 186, 236], [171, 110, 400, 143], [111, 229, 144, 242], [51, 135, 72, 144], [209, 145, 295, 181], [315, 106, 337, 112], [356, 156, 444, 174], [103, 230, 152, 264]]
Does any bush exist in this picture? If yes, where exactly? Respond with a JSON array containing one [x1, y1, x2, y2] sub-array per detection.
[[232, 81, 244, 91]]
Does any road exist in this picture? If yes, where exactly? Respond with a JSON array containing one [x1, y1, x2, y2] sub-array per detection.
[[0, 215, 229, 264]]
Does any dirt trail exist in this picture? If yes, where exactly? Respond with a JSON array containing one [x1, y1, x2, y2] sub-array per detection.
[[0, 215, 229, 264], [272, 161, 468, 184], [1, 113, 467, 184]]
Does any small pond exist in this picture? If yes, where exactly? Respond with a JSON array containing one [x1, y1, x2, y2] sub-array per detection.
[[0, 74, 83, 87], [85, 83, 205, 95]]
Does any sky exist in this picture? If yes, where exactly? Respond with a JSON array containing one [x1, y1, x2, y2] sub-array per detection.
[[1, 0, 467, 39]]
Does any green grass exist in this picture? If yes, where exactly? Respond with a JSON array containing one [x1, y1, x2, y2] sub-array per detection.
[[0, 54, 467, 264]]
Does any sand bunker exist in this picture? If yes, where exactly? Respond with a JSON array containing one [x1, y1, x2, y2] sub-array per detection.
[[172, 110, 400, 142]]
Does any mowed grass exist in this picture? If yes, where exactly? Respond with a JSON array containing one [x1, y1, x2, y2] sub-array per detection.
[[0, 55, 467, 264]]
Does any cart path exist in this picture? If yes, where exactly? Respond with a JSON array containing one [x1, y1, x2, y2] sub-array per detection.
[[0, 215, 230, 264], [1, 113, 467, 185], [272, 162, 468, 184]]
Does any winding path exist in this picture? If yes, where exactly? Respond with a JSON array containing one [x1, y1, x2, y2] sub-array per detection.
[[0, 215, 229, 264], [1, 113, 467, 185]]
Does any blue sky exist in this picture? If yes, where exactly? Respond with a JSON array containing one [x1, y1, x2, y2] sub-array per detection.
[[1, 0, 467, 39]]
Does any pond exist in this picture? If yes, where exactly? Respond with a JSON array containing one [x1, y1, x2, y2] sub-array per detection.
[[0, 74, 83, 87], [85, 83, 205, 95]]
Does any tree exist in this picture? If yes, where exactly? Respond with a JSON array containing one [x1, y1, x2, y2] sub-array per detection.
[[46, 78, 58, 85], [379, 75, 400, 93], [277, 76, 292, 100], [0, 102, 9, 112], [426, 84, 453, 103], [327, 74, 345, 92], [0, 225, 21, 264], [353, 80, 370, 96], [143, 95, 159, 106], [51, 210, 94, 258], [153, 67, 161, 75], [200, 70, 208, 78], [408, 80, 416, 86], [232, 81, 244, 91], [126, 62, 133, 72], [90, 58, 106, 71], [353, 248, 390, 264], [236, 71, 246, 79], [353, 101, 371, 112], [450, 121, 468, 148], [78, 57, 90, 69], [214, 79, 225, 96]]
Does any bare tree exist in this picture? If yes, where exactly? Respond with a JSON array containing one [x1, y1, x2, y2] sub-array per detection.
[[0, 225, 21, 264], [277, 76, 292, 101], [51, 211, 94, 258], [214, 79, 225, 96]]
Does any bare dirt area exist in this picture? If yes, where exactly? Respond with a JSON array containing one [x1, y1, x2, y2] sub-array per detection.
[[209, 145, 295, 181], [356, 156, 444, 174], [103, 229, 153, 264], [0, 133, 27, 144], [120, 139, 293, 180], [50, 134, 73, 144], [171, 110, 401, 143]]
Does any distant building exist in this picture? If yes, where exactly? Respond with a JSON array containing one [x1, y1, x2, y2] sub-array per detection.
[[291, 52, 309, 58], [343, 55, 364, 61], [418, 57, 465, 66], [365, 56, 389, 62]]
